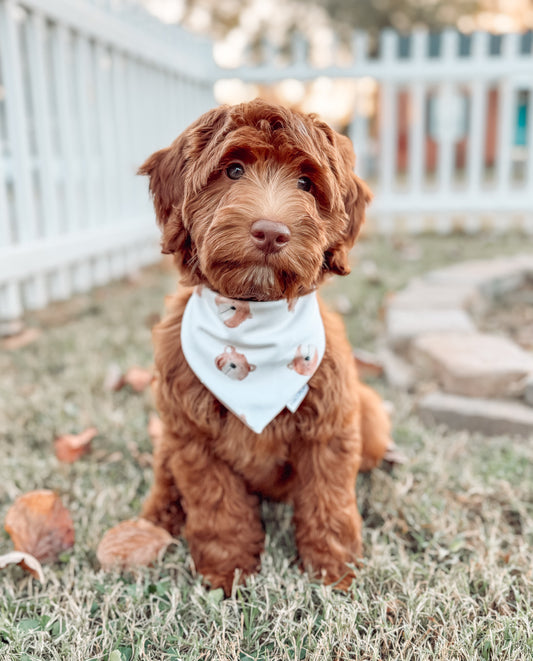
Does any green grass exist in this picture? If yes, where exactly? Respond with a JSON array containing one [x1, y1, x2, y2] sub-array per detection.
[[1, 233, 533, 660]]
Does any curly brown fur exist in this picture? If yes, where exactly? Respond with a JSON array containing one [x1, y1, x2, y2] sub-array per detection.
[[139, 99, 391, 594]]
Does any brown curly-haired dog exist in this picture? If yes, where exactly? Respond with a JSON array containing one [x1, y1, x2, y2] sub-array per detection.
[[139, 99, 392, 595]]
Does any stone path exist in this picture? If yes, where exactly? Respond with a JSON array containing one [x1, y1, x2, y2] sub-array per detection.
[[381, 254, 533, 437]]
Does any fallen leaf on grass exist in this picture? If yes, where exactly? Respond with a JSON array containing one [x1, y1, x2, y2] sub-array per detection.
[[123, 367, 153, 392], [383, 442, 408, 466], [2, 328, 42, 350], [97, 518, 175, 569], [147, 414, 164, 446], [4, 490, 75, 563], [107, 366, 153, 392], [352, 349, 384, 378], [0, 551, 45, 582], [54, 427, 97, 463], [103, 363, 124, 391]]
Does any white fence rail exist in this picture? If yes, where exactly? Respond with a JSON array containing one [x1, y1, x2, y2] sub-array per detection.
[[0, 0, 216, 321], [230, 29, 533, 234]]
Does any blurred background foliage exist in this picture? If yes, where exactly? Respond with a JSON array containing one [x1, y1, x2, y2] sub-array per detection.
[[145, 0, 532, 55], [142, 0, 533, 127]]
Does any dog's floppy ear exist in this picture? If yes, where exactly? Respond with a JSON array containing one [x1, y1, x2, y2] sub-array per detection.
[[138, 106, 229, 259], [138, 134, 190, 256], [324, 133, 372, 276]]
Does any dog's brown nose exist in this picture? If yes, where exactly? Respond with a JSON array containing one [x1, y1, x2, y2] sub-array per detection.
[[250, 219, 290, 254]]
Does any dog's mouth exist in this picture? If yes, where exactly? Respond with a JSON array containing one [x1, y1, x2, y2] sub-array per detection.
[[196, 208, 327, 301], [200, 254, 315, 302]]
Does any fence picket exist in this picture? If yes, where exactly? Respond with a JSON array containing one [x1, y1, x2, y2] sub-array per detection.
[[53, 23, 80, 234], [527, 82, 533, 196], [94, 43, 115, 225], [22, 271, 47, 309], [110, 51, 125, 218], [378, 31, 398, 203], [1, 281, 23, 319], [27, 11, 60, 238], [74, 33, 97, 229], [348, 32, 370, 179], [496, 33, 519, 195], [0, 0, 39, 243], [408, 31, 428, 197], [0, 150, 10, 247], [435, 31, 459, 204], [467, 33, 489, 202]]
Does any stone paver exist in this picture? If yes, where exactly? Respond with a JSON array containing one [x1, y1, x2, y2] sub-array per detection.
[[525, 375, 533, 407], [387, 279, 484, 313], [424, 257, 531, 297], [412, 332, 533, 398], [384, 253, 533, 435], [378, 347, 416, 391], [386, 308, 475, 352], [418, 391, 533, 437]]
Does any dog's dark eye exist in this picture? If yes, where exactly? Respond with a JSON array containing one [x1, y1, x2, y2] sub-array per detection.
[[226, 163, 245, 180], [297, 176, 312, 192]]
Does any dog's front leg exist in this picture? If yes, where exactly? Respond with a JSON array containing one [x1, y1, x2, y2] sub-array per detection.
[[142, 437, 186, 537], [291, 433, 362, 589], [171, 447, 265, 595]]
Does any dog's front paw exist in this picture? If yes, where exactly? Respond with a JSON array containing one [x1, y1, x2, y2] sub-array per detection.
[[200, 559, 261, 597]]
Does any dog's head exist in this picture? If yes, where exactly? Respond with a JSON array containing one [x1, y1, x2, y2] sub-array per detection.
[[139, 99, 371, 301]]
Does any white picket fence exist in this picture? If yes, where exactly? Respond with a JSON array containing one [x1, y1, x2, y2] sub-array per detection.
[[0, 0, 216, 321], [1, 1, 532, 322], [232, 29, 533, 234]]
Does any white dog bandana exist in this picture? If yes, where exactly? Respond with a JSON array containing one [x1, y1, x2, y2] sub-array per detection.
[[181, 286, 326, 433]]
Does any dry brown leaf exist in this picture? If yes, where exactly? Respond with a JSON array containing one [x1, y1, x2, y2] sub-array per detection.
[[104, 363, 125, 391], [0, 550, 45, 581], [2, 327, 42, 350], [4, 490, 75, 563], [383, 442, 408, 466], [123, 367, 153, 392], [54, 427, 97, 463], [147, 414, 164, 447], [352, 349, 384, 378], [97, 518, 175, 569]]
